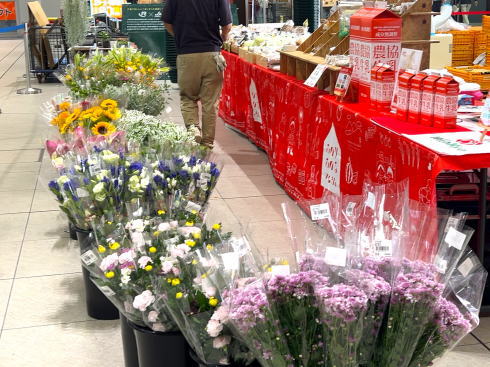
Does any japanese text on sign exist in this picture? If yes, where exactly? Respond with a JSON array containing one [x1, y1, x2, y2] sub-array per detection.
[[122, 4, 165, 33], [0, 1, 16, 21]]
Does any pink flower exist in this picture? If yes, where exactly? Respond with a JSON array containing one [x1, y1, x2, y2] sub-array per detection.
[[138, 256, 152, 269], [161, 260, 174, 274], [148, 311, 159, 322], [206, 319, 223, 337], [133, 290, 155, 312], [213, 335, 231, 349], [100, 253, 119, 271]]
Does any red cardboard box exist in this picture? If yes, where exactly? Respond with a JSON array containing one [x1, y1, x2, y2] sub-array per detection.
[[377, 64, 396, 112], [433, 76, 459, 129], [420, 74, 441, 127], [350, 7, 402, 103], [408, 73, 428, 124], [370, 63, 383, 109], [396, 70, 415, 121]]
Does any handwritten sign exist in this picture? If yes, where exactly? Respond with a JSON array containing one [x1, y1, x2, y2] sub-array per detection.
[[321, 125, 341, 195]]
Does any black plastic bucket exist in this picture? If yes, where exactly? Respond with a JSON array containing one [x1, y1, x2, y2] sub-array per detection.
[[120, 313, 140, 367]]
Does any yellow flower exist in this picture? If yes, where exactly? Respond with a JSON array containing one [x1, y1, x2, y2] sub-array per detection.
[[64, 75, 72, 81], [212, 223, 221, 230], [103, 108, 121, 121], [191, 259, 198, 265], [192, 232, 201, 240], [97, 245, 106, 253], [59, 120, 73, 134], [58, 101, 71, 111], [206, 244, 214, 250], [185, 221, 194, 227], [65, 108, 81, 124], [185, 240, 196, 247], [58, 111, 70, 121], [267, 267, 272, 272], [167, 278, 172, 283], [171, 278, 180, 286], [280, 260, 289, 266], [191, 210, 198, 215], [144, 265, 153, 271], [149, 246, 157, 253], [105, 271, 115, 279], [100, 99, 118, 109], [208, 297, 219, 307], [91, 121, 117, 136], [157, 210, 165, 215], [176, 292, 183, 299], [153, 231, 160, 237], [109, 242, 120, 250], [107, 221, 113, 225], [201, 273, 207, 279]]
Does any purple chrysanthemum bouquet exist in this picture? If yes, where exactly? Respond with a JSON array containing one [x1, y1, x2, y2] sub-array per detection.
[[316, 284, 369, 367], [265, 270, 330, 367], [370, 262, 444, 367], [223, 279, 293, 367]]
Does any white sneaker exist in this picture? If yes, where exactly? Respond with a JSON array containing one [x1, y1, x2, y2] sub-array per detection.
[[187, 125, 201, 144]]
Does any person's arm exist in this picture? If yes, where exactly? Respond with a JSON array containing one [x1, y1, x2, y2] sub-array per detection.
[[218, 0, 233, 41], [162, 0, 175, 36], [221, 24, 232, 42], [165, 23, 174, 36]]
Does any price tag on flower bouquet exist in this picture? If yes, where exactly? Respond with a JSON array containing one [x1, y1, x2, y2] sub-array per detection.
[[185, 201, 202, 213], [445, 227, 466, 250], [221, 252, 240, 271], [76, 188, 89, 198], [200, 173, 212, 182], [270, 265, 290, 275], [375, 239, 392, 257], [324, 247, 347, 267], [458, 257, 475, 277], [99, 286, 116, 297], [310, 203, 330, 221], [81, 250, 97, 266], [435, 257, 448, 274]]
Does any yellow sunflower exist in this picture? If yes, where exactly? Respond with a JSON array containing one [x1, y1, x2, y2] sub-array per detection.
[[91, 121, 116, 136], [103, 108, 122, 121], [59, 120, 74, 134], [89, 106, 104, 122], [65, 108, 81, 124], [58, 101, 71, 111], [100, 99, 118, 110]]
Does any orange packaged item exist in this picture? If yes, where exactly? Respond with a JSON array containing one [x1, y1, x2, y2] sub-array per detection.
[[433, 76, 459, 129], [420, 74, 441, 127], [396, 70, 415, 121], [407, 73, 428, 124]]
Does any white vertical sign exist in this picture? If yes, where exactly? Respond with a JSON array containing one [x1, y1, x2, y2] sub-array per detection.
[[321, 125, 341, 195]]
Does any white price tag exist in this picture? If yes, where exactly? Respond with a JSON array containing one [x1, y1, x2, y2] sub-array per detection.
[[310, 203, 330, 221], [458, 258, 474, 277], [81, 250, 97, 266], [445, 227, 466, 250], [221, 252, 240, 271], [185, 201, 202, 213], [200, 173, 212, 181], [435, 257, 448, 274], [375, 239, 392, 257], [270, 265, 290, 276], [324, 247, 347, 267], [99, 286, 115, 297], [365, 192, 375, 210], [76, 188, 89, 198], [346, 202, 356, 217], [304, 64, 328, 88]]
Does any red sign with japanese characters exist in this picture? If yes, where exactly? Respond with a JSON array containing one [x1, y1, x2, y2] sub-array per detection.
[[349, 8, 401, 103], [0, 1, 16, 21]]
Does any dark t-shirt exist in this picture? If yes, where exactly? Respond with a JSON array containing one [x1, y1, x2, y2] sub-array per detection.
[[163, 0, 232, 55]]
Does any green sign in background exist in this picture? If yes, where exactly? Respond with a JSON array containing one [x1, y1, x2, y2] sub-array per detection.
[[122, 3, 177, 83]]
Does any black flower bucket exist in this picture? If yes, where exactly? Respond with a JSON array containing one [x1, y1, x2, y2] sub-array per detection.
[[75, 227, 119, 320], [128, 321, 190, 367], [120, 313, 140, 367]]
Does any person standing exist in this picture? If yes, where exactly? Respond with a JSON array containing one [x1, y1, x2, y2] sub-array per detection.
[[162, 0, 232, 149]]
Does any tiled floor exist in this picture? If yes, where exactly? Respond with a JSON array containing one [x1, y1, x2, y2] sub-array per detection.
[[0, 39, 488, 366]]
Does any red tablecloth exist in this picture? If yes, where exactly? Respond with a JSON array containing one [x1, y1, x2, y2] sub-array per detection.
[[219, 51, 490, 205]]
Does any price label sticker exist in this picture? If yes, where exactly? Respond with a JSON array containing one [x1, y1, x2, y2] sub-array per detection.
[[375, 239, 392, 257], [81, 250, 97, 266], [221, 252, 240, 271], [324, 247, 347, 267], [435, 257, 448, 274], [310, 203, 330, 221], [76, 188, 89, 198], [185, 201, 202, 213], [99, 286, 115, 297], [458, 257, 474, 277], [445, 227, 466, 250], [270, 265, 290, 276], [304, 64, 328, 88], [200, 173, 212, 181]]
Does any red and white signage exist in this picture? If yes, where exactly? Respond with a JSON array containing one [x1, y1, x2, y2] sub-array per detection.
[[420, 74, 441, 127], [396, 71, 415, 121], [350, 8, 402, 103], [433, 76, 459, 129], [408, 73, 428, 124]]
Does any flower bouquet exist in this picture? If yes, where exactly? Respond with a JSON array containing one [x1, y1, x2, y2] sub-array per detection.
[[103, 83, 170, 116]]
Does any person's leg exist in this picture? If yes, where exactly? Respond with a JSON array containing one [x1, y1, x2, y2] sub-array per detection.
[[461, 3, 471, 24], [199, 53, 225, 148], [177, 54, 202, 140]]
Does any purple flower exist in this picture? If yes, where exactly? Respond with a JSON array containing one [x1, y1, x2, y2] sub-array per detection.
[[48, 180, 60, 191], [129, 162, 143, 172], [391, 271, 443, 304], [316, 284, 369, 322], [298, 253, 330, 273], [267, 270, 329, 299], [344, 270, 391, 302], [226, 282, 269, 333], [435, 298, 472, 345]]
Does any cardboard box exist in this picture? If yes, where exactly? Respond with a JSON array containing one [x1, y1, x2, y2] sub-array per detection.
[[238, 47, 256, 64], [433, 76, 459, 129], [370, 64, 383, 109], [350, 8, 402, 103], [420, 74, 441, 127], [230, 44, 239, 54], [408, 73, 428, 124], [377, 64, 396, 112], [396, 70, 415, 121]]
